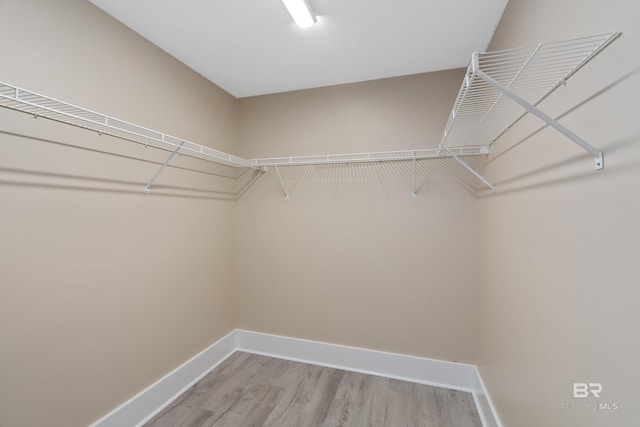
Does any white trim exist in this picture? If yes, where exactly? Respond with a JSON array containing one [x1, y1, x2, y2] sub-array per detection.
[[88, 330, 236, 427], [472, 366, 504, 427], [90, 329, 502, 427], [235, 329, 479, 392]]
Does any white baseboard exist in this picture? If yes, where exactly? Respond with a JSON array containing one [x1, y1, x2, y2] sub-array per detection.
[[235, 329, 479, 392], [472, 366, 504, 427], [90, 329, 502, 427], [89, 330, 236, 427]]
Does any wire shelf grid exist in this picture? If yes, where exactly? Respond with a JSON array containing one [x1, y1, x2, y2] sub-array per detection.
[[440, 32, 620, 149], [0, 81, 252, 168]]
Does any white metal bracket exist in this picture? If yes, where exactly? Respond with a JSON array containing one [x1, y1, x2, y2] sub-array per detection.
[[440, 145, 495, 193], [144, 142, 184, 194], [411, 156, 417, 199], [273, 165, 290, 201], [474, 65, 605, 170]]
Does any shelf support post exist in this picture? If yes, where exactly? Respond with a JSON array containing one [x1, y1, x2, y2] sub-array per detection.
[[411, 155, 417, 199], [473, 66, 604, 170], [144, 142, 185, 194], [273, 165, 290, 201], [441, 145, 495, 193]]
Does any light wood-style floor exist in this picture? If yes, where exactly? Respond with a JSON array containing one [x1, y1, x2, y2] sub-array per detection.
[[144, 352, 482, 427]]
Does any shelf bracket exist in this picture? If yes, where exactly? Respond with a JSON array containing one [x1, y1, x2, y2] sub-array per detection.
[[441, 145, 495, 193], [411, 156, 417, 199], [474, 66, 604, 170], [273, 165, 290, 201], [144, 141, 185, 194]]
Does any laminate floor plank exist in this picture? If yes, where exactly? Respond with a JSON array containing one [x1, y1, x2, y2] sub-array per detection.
[[323, 373, 389, 427], [144, 404, 216, 427], [144, 352, 482, 427]]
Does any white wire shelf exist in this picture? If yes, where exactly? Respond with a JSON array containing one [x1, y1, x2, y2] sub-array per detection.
[[440, 32, 620, 169], [0, 32, 619, 196], [252, 146, 493, 199], [250, 146, 489, 167], [0, 81, 252, 168]]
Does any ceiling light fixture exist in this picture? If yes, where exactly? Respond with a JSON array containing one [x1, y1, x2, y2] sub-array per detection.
[[281, 0, 317, 28]]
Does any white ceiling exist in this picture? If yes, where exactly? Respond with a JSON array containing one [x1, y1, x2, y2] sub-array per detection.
[[89, 0, 509, 98]]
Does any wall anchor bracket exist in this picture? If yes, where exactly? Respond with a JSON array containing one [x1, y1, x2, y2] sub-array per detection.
[[273, 165, 290, 201]]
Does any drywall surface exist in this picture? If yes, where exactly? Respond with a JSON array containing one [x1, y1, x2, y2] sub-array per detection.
[[236, 71, 479, 364], [0, 1, 239, 426], [476, 0, 640, 426]]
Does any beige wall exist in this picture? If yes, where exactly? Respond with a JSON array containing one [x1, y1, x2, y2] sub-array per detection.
[[236, 72, 480, 363], [3, 1, 637, 426], [0, 1, 240, 426], [476, 0, 640, 426]]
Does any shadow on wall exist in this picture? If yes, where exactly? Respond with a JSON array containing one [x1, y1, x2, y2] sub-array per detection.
[[477, 133, 640, 198], [1, 125, 496, 200], [475, 67, 640, 198], [485, 67, 640, 169], [0, 129, 263, 200], [0, 121, 494, 200]]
